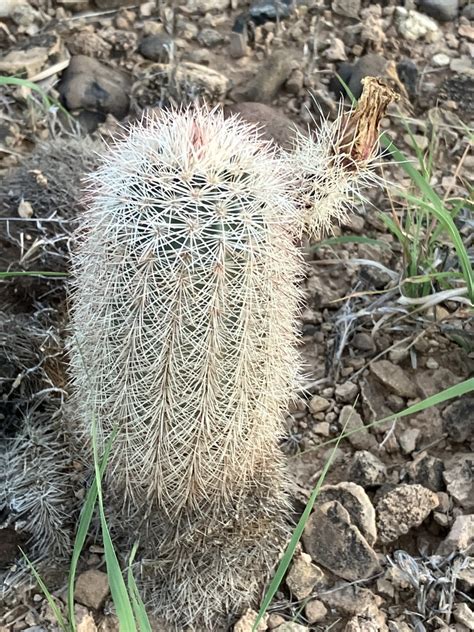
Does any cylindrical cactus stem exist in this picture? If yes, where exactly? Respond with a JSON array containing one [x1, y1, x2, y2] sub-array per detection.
[[293, 77, 398, 238], [69, 107, 302, 625]]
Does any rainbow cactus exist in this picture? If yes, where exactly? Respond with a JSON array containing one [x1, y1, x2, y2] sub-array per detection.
[[70, 80, 395, 628]]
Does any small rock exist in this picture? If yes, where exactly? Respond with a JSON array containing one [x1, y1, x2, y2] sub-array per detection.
[[18, 200, 33, 218], [370, 361, 417, 399], [58, 55, 130, 120], [309, 395, 331, 414], [249, 0, 293, 25], [325, 38, 347, 61], [398, 428, 420, 455], [286, 69, 304, 94], [376, 484, 439, 544], [318, 482, 377, 545], [321, 584, 382, 616], [443, 453, 474, 510], [345, 610, 387, 632], [314, 422, 331, 436], [418, 0, 459, 22], [396, 8, 440, 42], [463, 4, 474, 19], [94, 0, 133, 7], [198, 28, 226, 47], [432, 53, 450, 67], [229, 31, 247, 58], [285, 554, 325, 599], [274, 624, 308, 632], [163, 61, 229, 100], [305, 600, 327, 624], [442, 397, 474, 443], [415, 368, 461, 399], [459, 557, 474, 592], [224, 102, 299, 149], [438, 515, 474, 554], [348, 451, 387, 488], [335, 382, 358, 404], [302, 501, 380, 581], [77, 611, 97, 632], [332, 0, 360, 19], [75, 570, 110, 610], [11, 2, 40, 27], [407, 452, 445, 491], [404, 133, 429, 151], [234, 50, 294, 102], [268, 614, 286, 629], [234, 608, 268, 632], [187, 0, 229, 11], [0, 44, 50, 78], [453, 603, 474, 630], [139, 34, 173, 62], [352, 333, 375, 352], [339, 406, 374, 451]]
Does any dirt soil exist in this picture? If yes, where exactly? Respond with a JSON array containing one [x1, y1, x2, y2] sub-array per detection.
[[0, 0, 473, 631]]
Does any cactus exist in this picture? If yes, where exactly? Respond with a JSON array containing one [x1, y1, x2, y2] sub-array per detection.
[[0, 311, 71, 560], [69, 81, 395, 628], [293, 77, 397, 238], [0, 136, 101, 273], [69, 107, 301, 627]]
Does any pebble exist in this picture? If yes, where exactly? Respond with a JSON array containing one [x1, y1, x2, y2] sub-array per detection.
[[396, 8, 440, 42], [309, 395, 331, 414], [459, 24, 474, 41], [325, 38, 347, 61], [418, 0, 459, 22], [432, 53, 450, 67], [139, 33, 173, 62], [332, 0, 360, 19], [443, 453, 474, 510], [285, 554, 325, 599], [302, 500, 380, 581], [348, 451, 386, 488], [407, 452, 445, 491], [187, 0, 229, 12], [339, 406, 375, 451], [75, 570, 110, 610], [234, 609, 268, 632], [454, 603, 474, 630], [442, 397, 474, 443], [198, 28, 226, 47], [305, 600, 327, 624], [370, 360, 417, 399], [398, 428, 420, 455], [437, 514, 474, 554], [352, 333, 375, 352], [335, 382, 358, 404], [58, 55, 130, 120], [234, 50, 294, 102], [376, 484, 439, 543]]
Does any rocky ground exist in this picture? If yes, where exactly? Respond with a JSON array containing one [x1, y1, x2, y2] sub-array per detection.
[[0, 0, 473, 631]]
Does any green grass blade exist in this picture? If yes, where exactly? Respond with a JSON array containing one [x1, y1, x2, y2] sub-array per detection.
[[21, 549, 69, 632], [67, 430, 118, 632], [92, 420, 136, 632], [252, 422, 348, 631], [0, 271, 69, 279], [381, 135, 474, 301], [0, 75, 71, 118], [127, 542, 153, 632], [311, 235, 391, 249]]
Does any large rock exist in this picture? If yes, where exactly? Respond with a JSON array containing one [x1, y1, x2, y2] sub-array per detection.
[[302, 501, 380, 581], [376, 484, 439, 544], [58, 55, 130, 119], [317, 482, 377, 545]]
